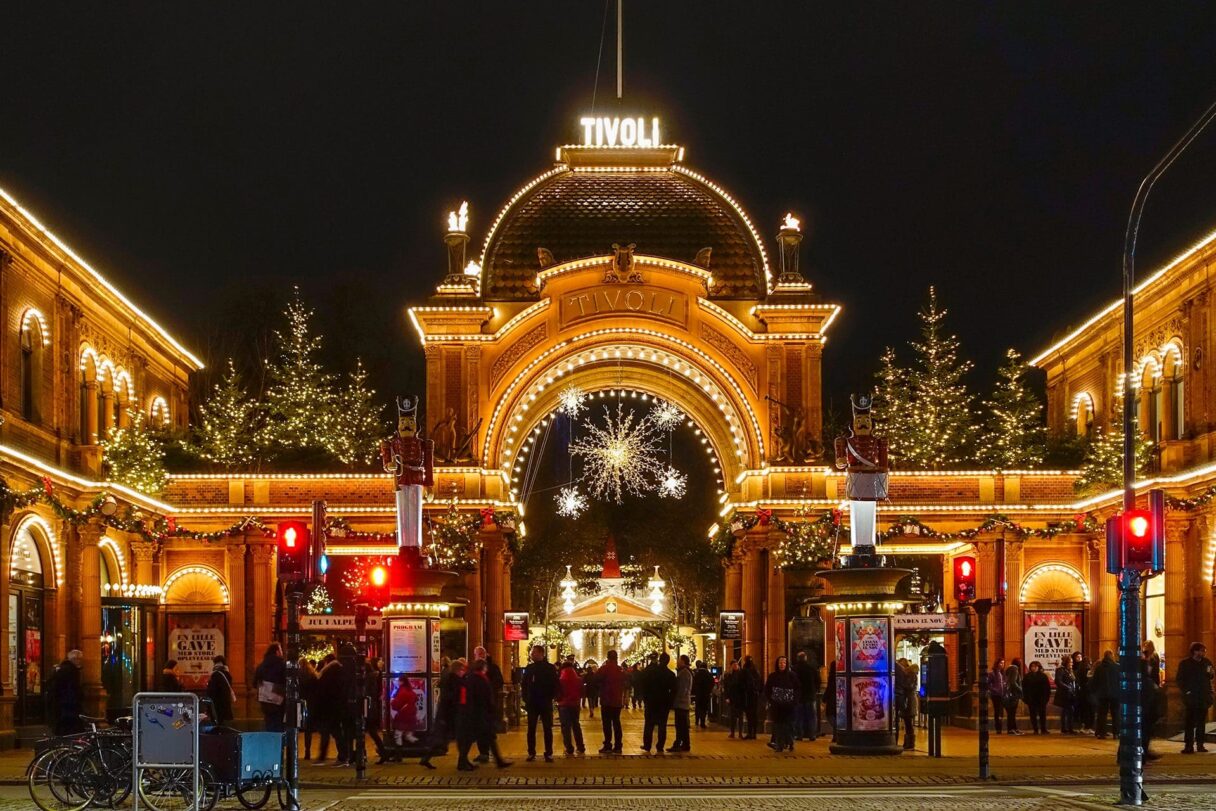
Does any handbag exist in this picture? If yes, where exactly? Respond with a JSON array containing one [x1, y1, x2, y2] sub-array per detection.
[[257, 680, 285, 706], [770, 686, 796, 707]]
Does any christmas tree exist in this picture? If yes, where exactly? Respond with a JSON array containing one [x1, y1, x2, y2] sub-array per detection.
[[977, 349, 1047, 468], [329, 358, 385, 466], [196, 359, 260, 468], [873, 346, 915, 463], [259, 287, 339, 455], [102, 413, 168, 496], [1074, 424, 1151, 494]]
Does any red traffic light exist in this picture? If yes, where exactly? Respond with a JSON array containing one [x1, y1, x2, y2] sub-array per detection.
[[1106, 490, 1166, 575], [953, 555, 977, 604], [1125, 510, 1150, 539], [369, 565, 388, 588], [276, 521, 311, 582]]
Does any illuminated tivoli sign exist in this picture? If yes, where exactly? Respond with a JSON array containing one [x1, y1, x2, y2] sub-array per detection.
[[580, 116, 662, 148]]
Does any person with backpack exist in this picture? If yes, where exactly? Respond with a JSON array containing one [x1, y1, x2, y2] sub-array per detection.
[[764, 656, 800, 752], [205, 654, 236, 725]]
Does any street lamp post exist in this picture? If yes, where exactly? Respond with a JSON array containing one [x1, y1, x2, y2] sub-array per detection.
[[1118, 97, 1216, 806]]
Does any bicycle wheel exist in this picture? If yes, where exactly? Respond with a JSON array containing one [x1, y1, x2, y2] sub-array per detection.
[[138, 767, 198, 811], [88, 738, 133, 808], [235, 778, 273, 810], [29, 748, 93, 811]]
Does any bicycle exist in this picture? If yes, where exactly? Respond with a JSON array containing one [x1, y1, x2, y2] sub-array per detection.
[[28, 715, 133, 811]]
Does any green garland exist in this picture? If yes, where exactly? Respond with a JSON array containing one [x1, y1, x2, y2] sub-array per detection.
[[772, 509, 838, 569], [424, 503, 481, 571], [0, 478, 273, 545], [1164, 486, 1216, 511], [879, 512, 1101, 541]]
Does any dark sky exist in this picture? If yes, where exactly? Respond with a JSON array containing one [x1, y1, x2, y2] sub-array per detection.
[[3, 4, 1216, 407]]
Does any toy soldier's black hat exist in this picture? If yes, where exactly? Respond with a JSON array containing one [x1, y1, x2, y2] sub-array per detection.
[[850, 394, 873, 415], [396, 396, 419, 418]]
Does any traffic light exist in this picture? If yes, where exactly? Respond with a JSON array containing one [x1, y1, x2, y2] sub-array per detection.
[[364, 561, 391, 608], [311, 500, 328, 584], [276, 520, 312, 583], [953, 555, 977, 604], [1106, 489, 1165, 575]]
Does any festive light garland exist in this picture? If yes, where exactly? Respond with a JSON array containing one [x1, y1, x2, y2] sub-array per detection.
[[555, 486, 589, 518], [570, 403, 668, 504], [878, 512, 1101, 541], [772, 506, 838, 569], [658, 466, 687, 499]]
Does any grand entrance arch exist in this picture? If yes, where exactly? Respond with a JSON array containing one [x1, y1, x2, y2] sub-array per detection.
[[409, 135, 840, 670]]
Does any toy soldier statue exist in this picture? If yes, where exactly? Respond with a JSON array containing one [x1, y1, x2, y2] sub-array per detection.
[[833, 394, 889, 553], [380, 397, 434, 548]]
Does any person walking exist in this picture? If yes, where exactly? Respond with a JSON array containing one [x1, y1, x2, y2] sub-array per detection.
[[583, 661, 600, 719], [298, 658, 319, 758], [472, 646, 505, 736], [159, 660, 183, 693], [741, 656, 762, 739], [894, 658, 917, 749], [724, 660, 745, 738], [315, 654, 350, 764], [48, 650, 85, 735], [1072, 652, 1093, 732], [764, 655, 800, 752], [597, 650, 625, 753], [1141, 641, 1163, 759], [670, 655, 693, 752], [1004, 658, 1024, 735], [1177, 641, 1214, 754], [558, 657, 586, 756], [792, 652, 821, 742], [692, 660, 714, 730], [206, 654, 236, 726], [1023, 661, 1050, 734], [640, 653, 676, 754], [521, 645, 559, 762], [459, 658, 512, 770], [364, 657, 386, 761], [1091, 650, 1120, 739], [1053, 655, 1077, 734], [253, 642, 287, 733], [420, 659, 463, 769], [987, 659, 1007, 734]]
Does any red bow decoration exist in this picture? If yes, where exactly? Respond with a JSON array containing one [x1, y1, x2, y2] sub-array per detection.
[[480, 507, 495, 528], [41, 476, 53, 497], [756, 508, 773, 526], [831, 509, 842, 527], [166, 516, 177, 534], [1072, 512, 1086, 527]]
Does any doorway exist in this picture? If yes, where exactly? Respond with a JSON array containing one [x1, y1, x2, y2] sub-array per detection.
[[8, 521, 48, 725]]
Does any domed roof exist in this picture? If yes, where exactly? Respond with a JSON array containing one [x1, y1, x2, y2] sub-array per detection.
[[479, 157, 770, 300]]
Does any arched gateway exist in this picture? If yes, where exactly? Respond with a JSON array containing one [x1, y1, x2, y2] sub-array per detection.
[[409, 131, 839, 670]]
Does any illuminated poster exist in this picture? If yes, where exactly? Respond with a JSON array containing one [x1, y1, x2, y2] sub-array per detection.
[[1024, 612, 1082, 678], [834, 619, 846, 670], [851, 676, 889, 731], [849, 617, 889, 673], [387, 675, 429, 734], [167, 614, 226, 690], [835, 676, 847, 729], [388, 618, 428, 674], [430, 620, 442, 673]]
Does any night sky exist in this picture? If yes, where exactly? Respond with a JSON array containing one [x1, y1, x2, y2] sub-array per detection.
[[3, 4, 1216, 407]]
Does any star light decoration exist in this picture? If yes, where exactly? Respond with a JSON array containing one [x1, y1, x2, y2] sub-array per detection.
[[569, 403, 667, 504], [558, 384, 587, 418], [650, 398, 683, 431], [554, 486, 589, 519], [658, 466, 687, 499]]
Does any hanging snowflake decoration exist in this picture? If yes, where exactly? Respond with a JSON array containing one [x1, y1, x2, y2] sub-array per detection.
[[658, 466, 687, 499], [570, 403, 666, 503], [651, 399, 683, 431], [558, 384, 587, 418], [554, 486, 589, 518]]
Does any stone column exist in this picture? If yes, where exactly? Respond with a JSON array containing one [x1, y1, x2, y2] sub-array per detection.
[[231, 542, 252, 720], [765, 553, 785, 674], [724, 559, 742, 610], [77, 523, 106, 716], [975, 539, 998, 669], [464, 567, 483, 652], [739, 540, 762, 662], [84, 381, 99, 443], [1163, 515, 1191, 726], [246, 541, 275, 721], [1084, 538, 1105, 660], [481, 533, 505, 667], [1001, 539, 1024, 664], [130, 541, 157, 587], [1197, 515, 1216, 663], [117, 401, 131, 430], [0, 517, 13, 746], [99, 391, 114, 439]]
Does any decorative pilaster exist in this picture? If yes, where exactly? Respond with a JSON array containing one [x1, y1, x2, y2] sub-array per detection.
[[723, 558, 742, 611], [1001, 539, 1024, 664], [1163, 515, 1192, 726], [975, 539, 998, 664], [246, 542, 275, 711], [84, 381, 99, 444], [1084, 537, 1106, 659], [738, 538, 763, 662], [464, 567, 483, 652], [130, 540, 157, 586], [0, 517, 13, 744], [481, 531, 505, 667], [77, 522, 106, 716], [229, 542, 251, 720], [765, 551, 785, 675]]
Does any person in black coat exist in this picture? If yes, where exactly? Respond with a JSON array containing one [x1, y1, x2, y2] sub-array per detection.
[[792, 652, 820, 741], [1091, 650, 1120, 739], [159, 660, 183, 693], [420, 661, 462, 769], [253, 643, 287, 732], [520, 645, 559, 761], [298, 659, 320, 759], [640, 653, 677, 753], [1022, 660, 1051, 734], [1176, 641, 1215, 753], [205, 655, 235, 725], [1072, 652, 1093, 731], [459, 658, 512, 770], [823, 660, 838, 739], [741, 656, 762, 739], [49, 650, 85, 735], [314, 654, 350, 763], [1053, 656, 1077, 734], [764, 656, 801, 752], [691, 660, 714, 729]]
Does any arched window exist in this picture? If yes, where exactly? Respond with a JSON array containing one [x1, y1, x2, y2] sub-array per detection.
[[1071, 393, 1095, 437], [1137, 357, 1161, 445], [149, 396, 170, 428], [19, 309, 48, 423], [1162, 344, 1184, 441]]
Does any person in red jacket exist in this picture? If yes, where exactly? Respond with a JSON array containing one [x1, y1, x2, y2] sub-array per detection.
[[557, 656, 586, 755], [596, 650, 626, 754], [389, 674, 419, 745]]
